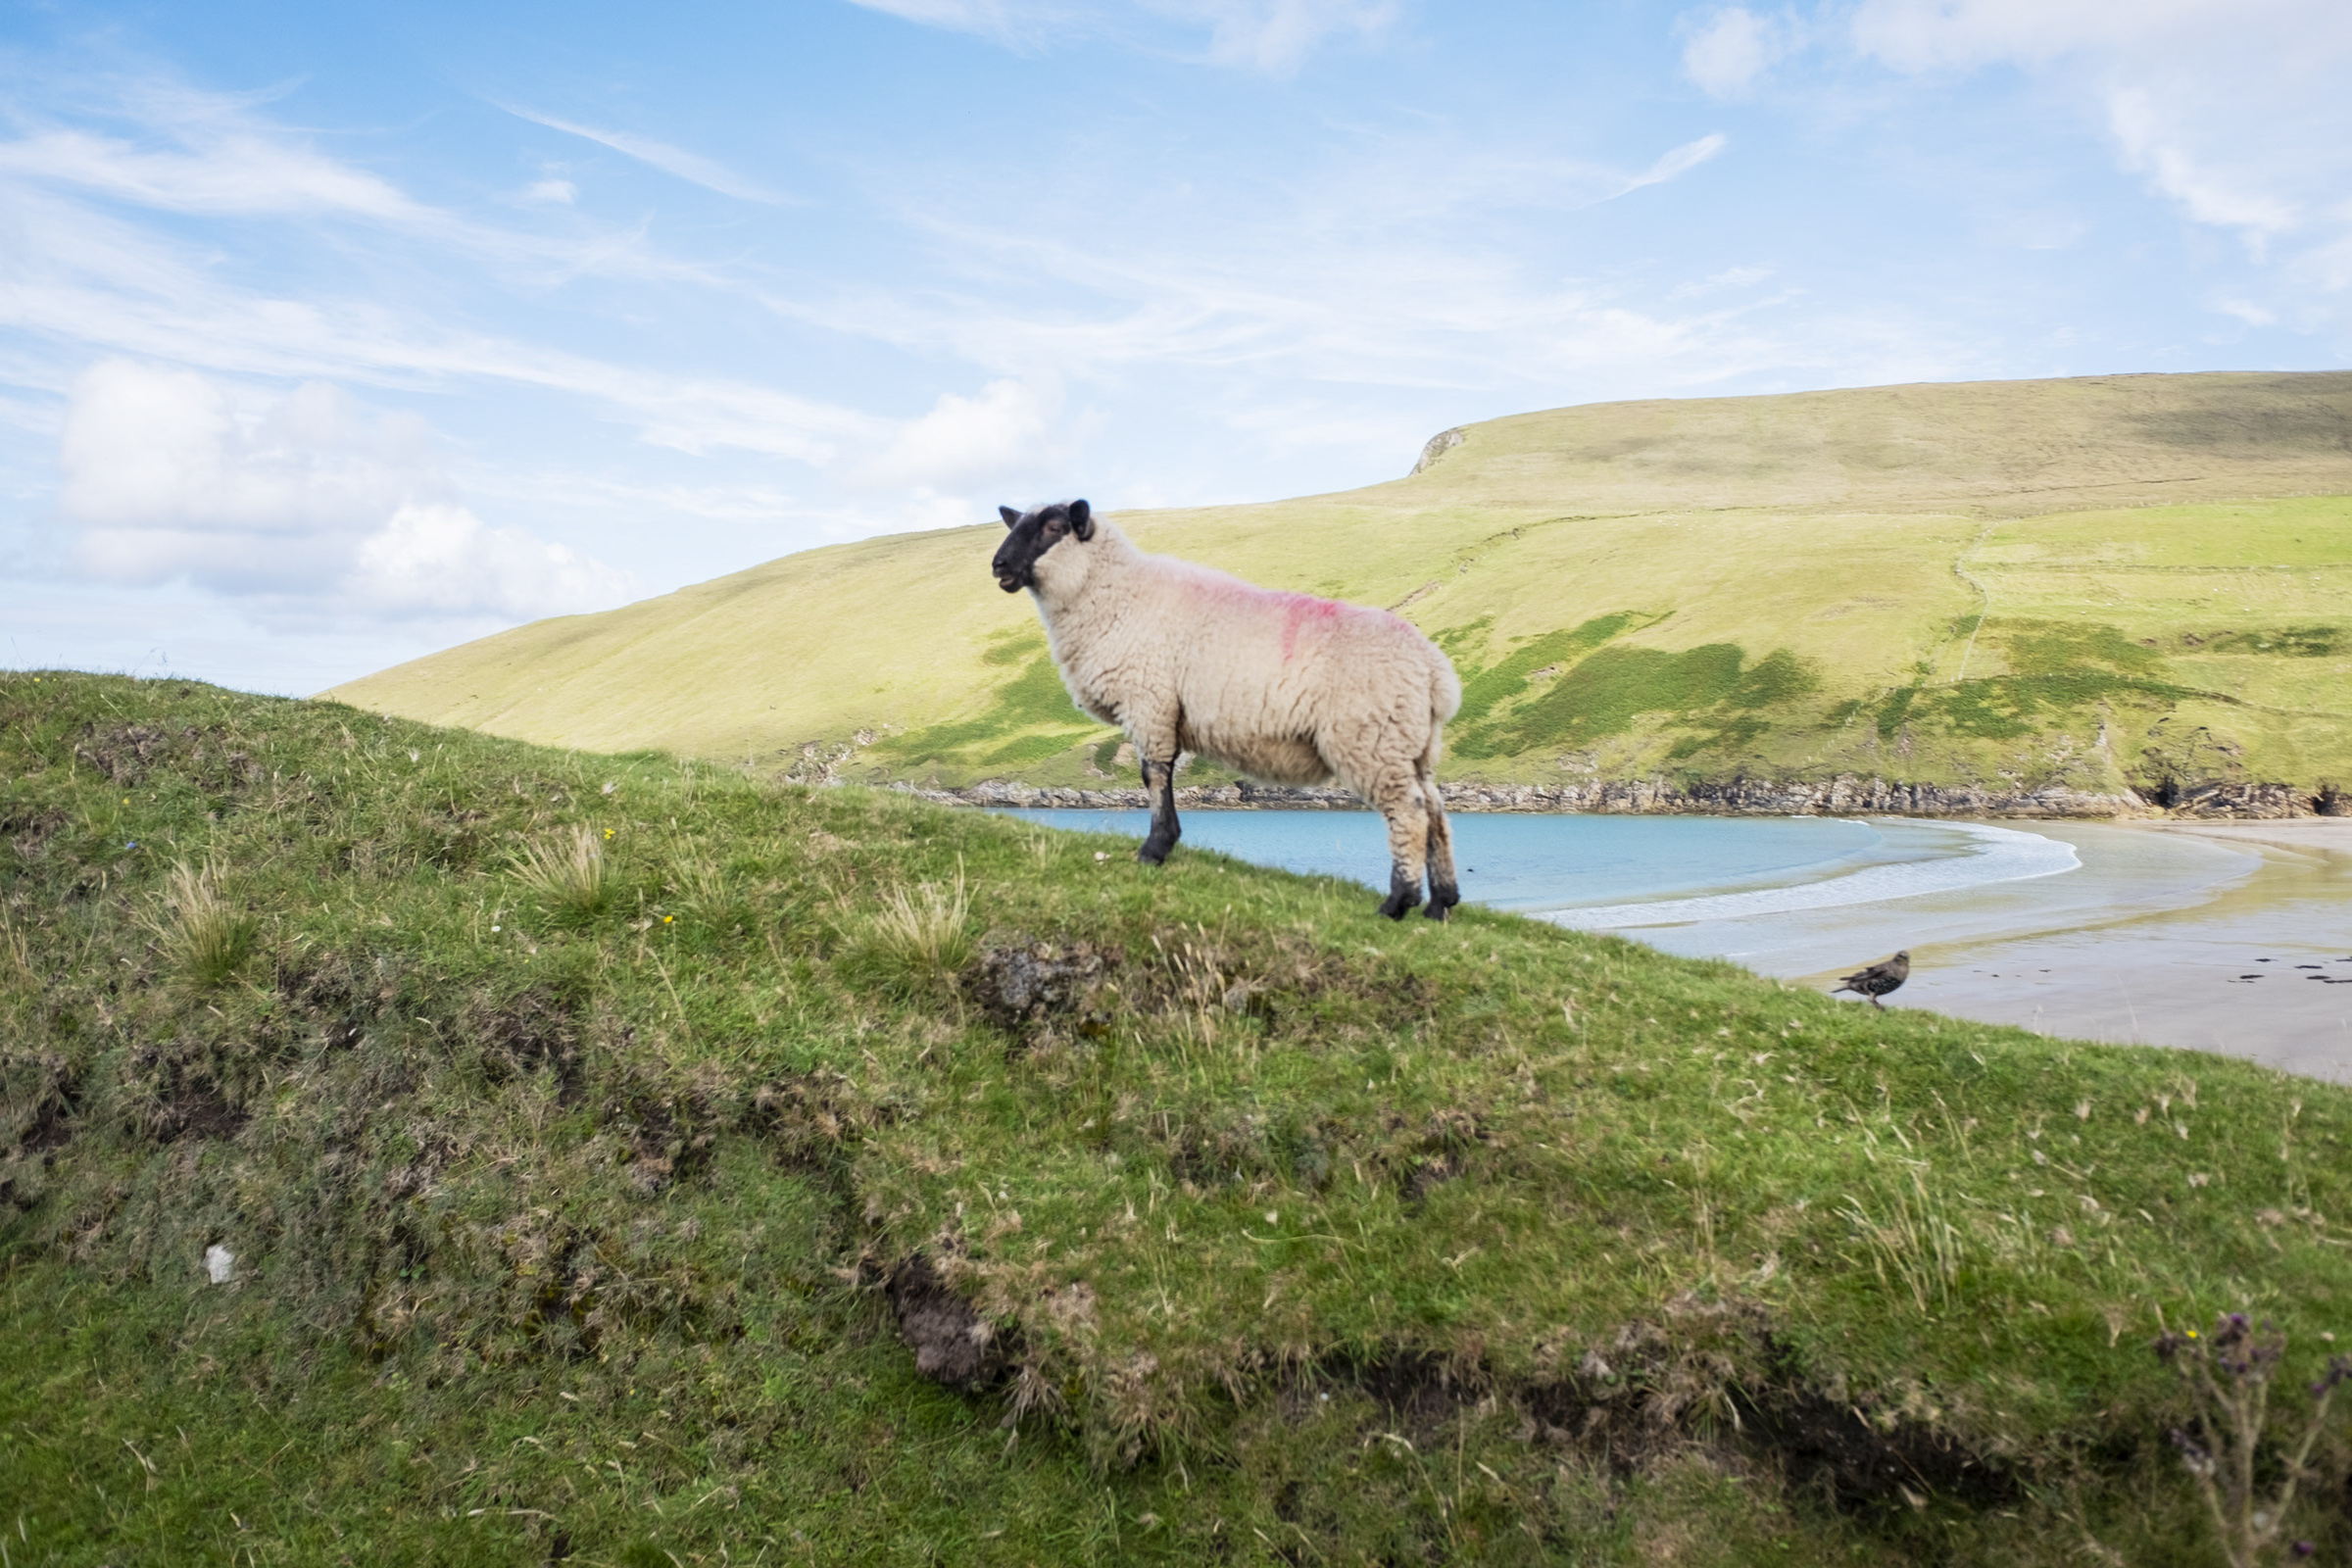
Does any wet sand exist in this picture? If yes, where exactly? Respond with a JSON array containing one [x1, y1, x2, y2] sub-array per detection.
[[1631, 818, 2352, 1082]]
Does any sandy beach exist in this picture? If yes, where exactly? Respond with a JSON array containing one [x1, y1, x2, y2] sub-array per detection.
[[1723, 818, 2352, 1081]]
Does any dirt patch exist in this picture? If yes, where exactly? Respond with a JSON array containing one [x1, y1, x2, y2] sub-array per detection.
[[746, 1073, 872, 1173], [1394, 1107, 1486, 1204], [4, 1054, 78, 1155], [1346, 1349, 1484, 1444], [279, 954, 385, 1052], [967, 927, 1441, 1057], [470, 987, 584, 1103], [0, 1056, 78, 1208], [72, 722, 265, 793], [21, 1087, 76, 1154], [3, 807, 71, 865], [1524, 1302, 2014, 1509], [602, 1061, 728, 1195], [1733, 1378, 2016, 1511], [889, 1252, 1005, 1391], [155, 1067, 247, 1143]]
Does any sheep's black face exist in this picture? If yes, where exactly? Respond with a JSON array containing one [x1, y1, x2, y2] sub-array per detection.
[[993, 499, 1093, 593]]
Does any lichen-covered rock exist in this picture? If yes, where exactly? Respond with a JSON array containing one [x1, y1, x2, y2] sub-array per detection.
[[962, 940, 1112, 1033]]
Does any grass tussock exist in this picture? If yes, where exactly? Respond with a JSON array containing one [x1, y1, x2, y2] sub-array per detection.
[[1839, 1169, 1970, 1316], [8, 670, 2352, 1566], [865, 862, 974, 986], [507, 820, 612, 928], [148, 857, 257, 987]]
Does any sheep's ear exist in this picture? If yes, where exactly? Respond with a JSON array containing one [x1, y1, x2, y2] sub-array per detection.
[[1068, 499, 1094, 541], [999, 506, 1022, 529]]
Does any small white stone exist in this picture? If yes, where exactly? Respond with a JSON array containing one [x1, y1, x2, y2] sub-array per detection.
[[204, 1244, 235, 1284]]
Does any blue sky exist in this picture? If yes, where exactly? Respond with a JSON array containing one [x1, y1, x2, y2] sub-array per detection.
[[2, 0, 2346, 693]]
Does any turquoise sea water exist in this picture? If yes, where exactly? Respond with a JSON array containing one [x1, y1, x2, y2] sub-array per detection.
[[991, 808, 2053, 915]]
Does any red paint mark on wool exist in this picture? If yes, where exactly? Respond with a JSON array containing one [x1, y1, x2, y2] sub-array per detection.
[[1277, 593, 1345, 662]]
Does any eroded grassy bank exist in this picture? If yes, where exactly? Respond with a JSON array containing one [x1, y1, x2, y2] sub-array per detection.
[[6, 673, 2352, 1565]]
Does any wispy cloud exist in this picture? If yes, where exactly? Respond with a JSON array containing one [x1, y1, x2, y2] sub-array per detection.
[[0, 88, 877, 462], [841, 0, 1047, 44], [840, 0, 1392, 73], [498, 104, 790, 204], [1145, 0, 1397, 74], [1850, 0, 2352, 279], [1631, 133, 1728, 190], [0, 123, 430, 220], [762, 126, 1745, 400]]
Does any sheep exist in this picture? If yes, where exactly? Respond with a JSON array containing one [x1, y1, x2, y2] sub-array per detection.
[[991, 498, 1464, 920]]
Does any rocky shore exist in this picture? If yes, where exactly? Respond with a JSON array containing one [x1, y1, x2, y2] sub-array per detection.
[[907, 774, 2343, 819]]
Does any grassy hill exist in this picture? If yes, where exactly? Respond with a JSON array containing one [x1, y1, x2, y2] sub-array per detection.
[[10, 672, 2352, 1563], [328, 371, 2352, 808]]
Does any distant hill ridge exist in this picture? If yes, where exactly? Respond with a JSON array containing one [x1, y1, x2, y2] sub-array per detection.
[[329, 370, 2352, 813]]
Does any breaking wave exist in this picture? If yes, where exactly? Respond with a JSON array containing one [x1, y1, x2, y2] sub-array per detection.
[[1540, 822, 2080, 929]]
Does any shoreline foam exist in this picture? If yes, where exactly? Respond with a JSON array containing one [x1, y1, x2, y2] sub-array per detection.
[[1538, 822, 2081, 929]]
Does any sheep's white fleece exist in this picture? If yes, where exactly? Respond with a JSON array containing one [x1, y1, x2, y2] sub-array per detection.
[[1024, 518, 1462, 904]]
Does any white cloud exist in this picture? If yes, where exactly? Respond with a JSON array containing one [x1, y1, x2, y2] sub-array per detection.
[[499, 105, 788, 204], [1680, 8, 1796, 98], [2105, 86, 2299, 238], [1849, 0, 2263, 72], [354, 503, 636, 619], [52, 360, 634, 623], [523, 178, 578, 204], [861, 377, 1064, 493], [1851, 0, 2352, 275], [59, 360, 437, 592]]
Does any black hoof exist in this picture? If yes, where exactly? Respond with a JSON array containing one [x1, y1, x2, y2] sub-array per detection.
[[1137, 841, 1172, 865], [1379, 867, 1422, 920], [1425, 883, 1460, 921]]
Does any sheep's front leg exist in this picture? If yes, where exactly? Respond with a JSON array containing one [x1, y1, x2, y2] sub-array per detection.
[[1138, 754, 1182, 864]]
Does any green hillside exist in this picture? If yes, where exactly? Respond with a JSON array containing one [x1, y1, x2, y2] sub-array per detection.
[[11, 673, 2352, 1564], [330, 371, 2352, 807]]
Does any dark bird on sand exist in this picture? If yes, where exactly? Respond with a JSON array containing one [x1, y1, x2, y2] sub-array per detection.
[[1833, 951, 1910, 1007]]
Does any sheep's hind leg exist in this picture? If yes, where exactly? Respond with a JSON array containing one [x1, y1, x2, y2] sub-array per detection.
[[1422, 781, 1460, 921], [1368, 768, 1430, 920], [1138, 756, 1182, 864]]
